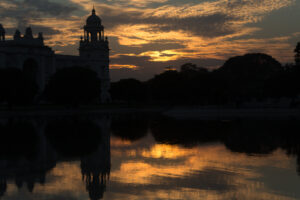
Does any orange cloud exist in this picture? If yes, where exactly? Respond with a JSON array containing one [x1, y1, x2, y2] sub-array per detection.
[[110, 64, 139, 69], [0, 0, 297, 73]]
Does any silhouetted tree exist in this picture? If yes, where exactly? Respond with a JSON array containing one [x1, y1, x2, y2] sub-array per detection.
[[216, 53, 283, 104], [110, 49, 300, 106], [44, 66, 101, 106], [180, 63, 198, 72], [180, 64, 211, 104], [274, 64, 300, 101], [111, 78, 147, 104], [295, 42, 300, 66], [0, 68, 38, 107], [277, 44, 300, 103], [148, 70, 183, 104]]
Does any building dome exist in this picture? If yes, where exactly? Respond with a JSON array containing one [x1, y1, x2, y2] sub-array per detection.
[[24, 27, 33, 39], [86, 8, 101, 26]]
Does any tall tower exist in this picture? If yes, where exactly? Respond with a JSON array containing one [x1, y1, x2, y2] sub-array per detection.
[[80, 8, 111, 103], [80, 8, 109, 58]]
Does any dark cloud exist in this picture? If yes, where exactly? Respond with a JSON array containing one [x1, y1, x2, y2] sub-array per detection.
[[111, 54, 153, 70], [5, 25, 61, 36], [22, 0, 78, 17], [109, 36, 185, 54], [99, 6, 240, 38], [0, 0, 80, 28], [151, 14, 238, 38]]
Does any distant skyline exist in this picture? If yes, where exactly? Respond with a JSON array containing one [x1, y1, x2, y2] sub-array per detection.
[[0, 0, 300, 81]]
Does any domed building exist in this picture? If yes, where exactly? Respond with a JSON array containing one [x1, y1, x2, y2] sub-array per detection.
[[84, 8, 104, 41], [0, 8, 111, 103]]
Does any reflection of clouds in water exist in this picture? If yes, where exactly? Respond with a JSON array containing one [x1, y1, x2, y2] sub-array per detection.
[[0, 117, 300, 199], [109, 134, 298, 200]]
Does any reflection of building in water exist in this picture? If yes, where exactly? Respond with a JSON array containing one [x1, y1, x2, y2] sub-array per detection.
[[0, 118, 57, 196], [0, 158, 55, 196], [0, 8, 110, 102], [81, 116, 111, 200], [0, 116, 111, 199], [0, 177, 7, 197]]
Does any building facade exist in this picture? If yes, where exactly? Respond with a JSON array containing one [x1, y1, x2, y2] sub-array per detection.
[[0, 8, 111, 103]]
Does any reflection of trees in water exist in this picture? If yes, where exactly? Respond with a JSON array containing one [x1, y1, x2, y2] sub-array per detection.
[[0, 120, 38, 159], [0, 116, 111, 200], [222, 120, 283, 155], [45, 116, 111, 200], [150, 117, 300, 174], [111, 114, 149, 141], [278, 121, 300, 174], [0, 114, 299, 198], [151, 117, 225, 146], [45, 118, 102, 157]]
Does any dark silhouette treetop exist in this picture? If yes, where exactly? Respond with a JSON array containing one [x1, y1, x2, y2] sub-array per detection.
[[180, 63, 198, 72], [215, 53, 283, 101], [180, 63, 208, 74], [218, 53, 283, 80], [0, 68, 38, 106], [111, 78, 146, 103], [45, 66, 101, 105]]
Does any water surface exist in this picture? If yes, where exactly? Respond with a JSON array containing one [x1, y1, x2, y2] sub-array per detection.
[[0, 115, 299, 200]]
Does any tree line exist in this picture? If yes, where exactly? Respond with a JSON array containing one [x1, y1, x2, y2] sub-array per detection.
[[0, 42, 299, 107], [111, 42, 300, 107], [0, 66, 101, 108]]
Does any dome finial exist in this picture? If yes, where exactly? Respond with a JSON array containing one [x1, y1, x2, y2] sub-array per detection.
[[25, 27, 33, 39], [92, 5, 95, 15]]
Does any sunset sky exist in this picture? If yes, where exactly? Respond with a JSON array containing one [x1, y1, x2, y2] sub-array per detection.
[[0, 0, 299, 81]]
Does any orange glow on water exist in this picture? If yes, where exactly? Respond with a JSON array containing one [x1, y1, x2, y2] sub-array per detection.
[[108, 136, 298, 199], [2, 136, 298, 200]]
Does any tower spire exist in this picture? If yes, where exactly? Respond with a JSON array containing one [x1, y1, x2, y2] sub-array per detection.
[[92, 5, 95, 15]]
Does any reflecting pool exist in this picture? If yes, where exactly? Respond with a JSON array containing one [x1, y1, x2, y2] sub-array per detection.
[[0, 114, 299, 200]]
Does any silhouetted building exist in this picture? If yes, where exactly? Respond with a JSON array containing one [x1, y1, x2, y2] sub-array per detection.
[[0, 8, 110, 102]]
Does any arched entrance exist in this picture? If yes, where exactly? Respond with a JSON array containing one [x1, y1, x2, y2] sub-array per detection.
[[23, 58, 38, 84]]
